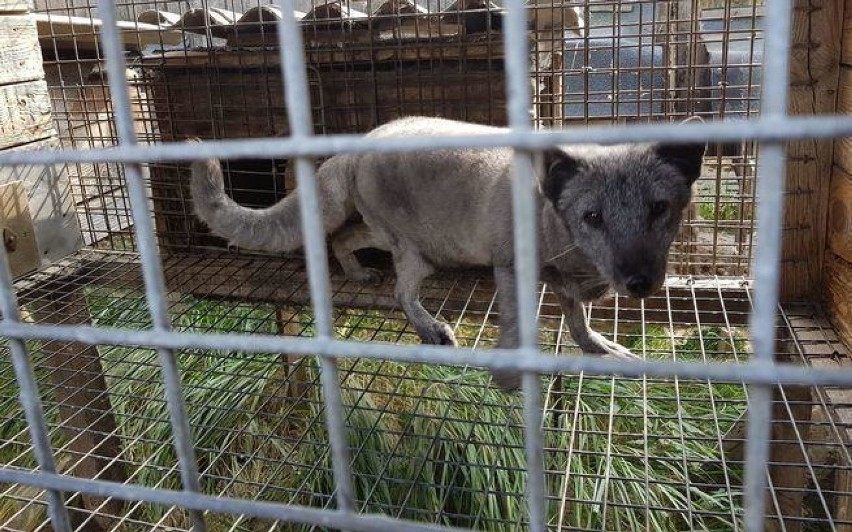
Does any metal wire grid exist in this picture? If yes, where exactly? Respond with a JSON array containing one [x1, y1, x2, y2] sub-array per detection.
[[1, 252, 850, 530], [1, 1, 851, 532], [34, 0, 766, 275]]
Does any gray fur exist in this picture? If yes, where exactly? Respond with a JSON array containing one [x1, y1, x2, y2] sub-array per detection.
[[191, 117, 704, 391]]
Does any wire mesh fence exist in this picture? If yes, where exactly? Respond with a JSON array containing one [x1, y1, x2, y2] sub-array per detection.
[[1, 0, 852, 531]]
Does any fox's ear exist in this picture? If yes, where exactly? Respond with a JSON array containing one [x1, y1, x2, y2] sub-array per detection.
[[650, 116, 707, 185], [541, 149, 583, 205], [654, 142, 706, 184]]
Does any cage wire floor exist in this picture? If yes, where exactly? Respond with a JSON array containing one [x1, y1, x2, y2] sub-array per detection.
[[0, 249, 850, 531]]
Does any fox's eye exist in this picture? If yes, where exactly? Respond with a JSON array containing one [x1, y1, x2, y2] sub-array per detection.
[[583, 210, 603, 228], [649, 200, 668, 219]]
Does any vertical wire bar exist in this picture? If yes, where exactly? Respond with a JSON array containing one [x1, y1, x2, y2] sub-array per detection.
[[273, 0, 355, 513], [503, 1, 545, 530], [95, 1, 207, 529], [0, 247, 71, 531], [744, 1, 793, 531]]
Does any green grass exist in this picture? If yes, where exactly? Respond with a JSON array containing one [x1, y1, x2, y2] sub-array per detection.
[[0, 291, 748, 531], [698, 202, 740, 223]]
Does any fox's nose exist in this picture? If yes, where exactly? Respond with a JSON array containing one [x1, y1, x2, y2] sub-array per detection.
[[626, 274, 652, 298]]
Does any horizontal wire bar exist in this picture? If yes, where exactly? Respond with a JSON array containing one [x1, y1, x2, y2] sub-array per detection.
[[0, 469, 472, 532], [1, 116, 850, 167], [2, 321, 852, 386]]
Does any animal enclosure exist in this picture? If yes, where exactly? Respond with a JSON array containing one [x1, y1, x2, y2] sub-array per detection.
[[0, 0, 851, 531]]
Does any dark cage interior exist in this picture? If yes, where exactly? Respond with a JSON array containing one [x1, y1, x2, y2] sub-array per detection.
[[0, 0, 850, 531]]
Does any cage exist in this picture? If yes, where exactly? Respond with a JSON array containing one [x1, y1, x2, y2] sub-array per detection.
[[0, 0, 850, 531]]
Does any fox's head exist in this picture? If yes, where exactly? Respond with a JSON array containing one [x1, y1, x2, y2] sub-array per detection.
[[541, 138, 705, 298]]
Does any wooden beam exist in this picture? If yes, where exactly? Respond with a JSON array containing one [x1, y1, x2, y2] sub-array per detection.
[[781, 0, 845, 301]]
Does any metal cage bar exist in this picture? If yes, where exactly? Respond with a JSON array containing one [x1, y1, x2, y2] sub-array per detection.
[[0, 246, 71, 531], [503, 0, 545, 529], [273, 0, 357, 517], [2, 117, 852, 167], [94, 0, 208, 528], [742, 2, 793, 530]]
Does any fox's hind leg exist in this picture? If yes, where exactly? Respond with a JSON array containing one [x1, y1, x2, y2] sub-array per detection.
[[331, 224, 387, 283], [392, 249, 456, 346]]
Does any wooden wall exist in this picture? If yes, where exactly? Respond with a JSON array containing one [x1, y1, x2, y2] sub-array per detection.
[[0, 0, 82, 269], [825, 0, 852, 347], [781, 0, 845, 300]]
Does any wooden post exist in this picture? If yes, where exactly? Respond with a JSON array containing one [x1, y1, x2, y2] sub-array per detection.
[[781, 0, 844, 301], [276, 307, 310, 399], [667, 0, 694, 116], [26, 288, 126, 530], [766, 384, 813, 532]]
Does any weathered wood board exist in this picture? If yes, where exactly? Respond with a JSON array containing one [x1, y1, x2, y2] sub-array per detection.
[[829, 2, 852, 349], [0, 0, 30, 12], [824, 253, 852, 349], [836, 67, 852, 177], [0, 139, 83, 266], [829, 165, 852, 264], [0, 15, 43, 85], [0, 80, 54, 150], [844, 0, 852, 65]]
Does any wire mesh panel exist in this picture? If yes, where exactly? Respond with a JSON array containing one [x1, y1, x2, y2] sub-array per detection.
[[1, 0, 852, 531], [36, 0, 768, 275]]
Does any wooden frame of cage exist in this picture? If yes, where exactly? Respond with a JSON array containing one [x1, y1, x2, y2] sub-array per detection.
[[1, 0, 852, 529]]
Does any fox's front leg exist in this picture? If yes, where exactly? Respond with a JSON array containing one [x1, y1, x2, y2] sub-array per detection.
[[556, 288, 640, 360], [491, 266, 525, 392]]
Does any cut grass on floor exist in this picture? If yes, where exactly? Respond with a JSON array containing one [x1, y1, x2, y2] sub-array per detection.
[[0, 291, 747, 531]]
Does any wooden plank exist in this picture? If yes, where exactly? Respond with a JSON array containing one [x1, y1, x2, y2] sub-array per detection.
[[0, 138, 84, 264], [781, 0, 844, 300], [0, 181, 41, 278], [824, 252, 852, 347], [0, 80, 53, 150], [844, 0, 852, 65], [828, 164, 852, 262], [142, 34, 507, 67], [0, 0, 30, 13], [0, 15, 43, 85]]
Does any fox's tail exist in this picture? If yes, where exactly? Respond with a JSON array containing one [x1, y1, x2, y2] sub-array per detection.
[[190, 154, 354, 252]]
